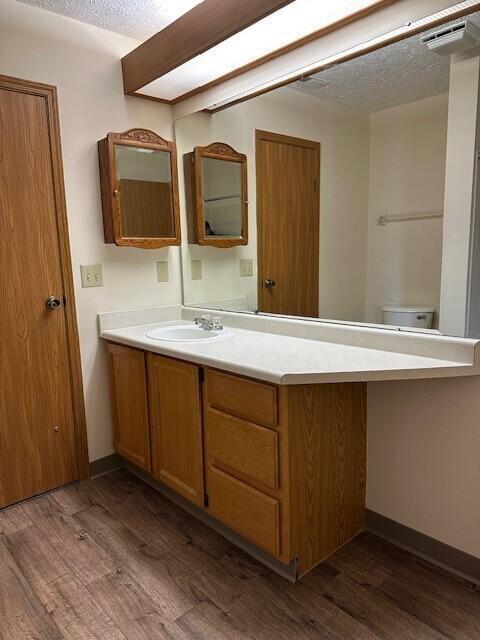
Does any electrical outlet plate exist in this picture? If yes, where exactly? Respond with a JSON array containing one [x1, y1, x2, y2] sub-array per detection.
[[156, 261, 169, 283], [191, 260, 202, 280], [239, 258, 253, 277], [80, 264, 103, 288]]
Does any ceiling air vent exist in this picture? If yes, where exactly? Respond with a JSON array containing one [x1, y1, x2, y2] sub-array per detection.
[[295, 76, 330, 89], [421, 20, 480, 55]]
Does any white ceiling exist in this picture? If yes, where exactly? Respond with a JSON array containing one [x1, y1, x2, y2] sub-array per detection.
[[289, 12, 480, 113], [17, 0, 204, 40]]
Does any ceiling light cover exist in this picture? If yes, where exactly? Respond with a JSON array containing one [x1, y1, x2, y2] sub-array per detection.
[[140, 0, 383, 100]]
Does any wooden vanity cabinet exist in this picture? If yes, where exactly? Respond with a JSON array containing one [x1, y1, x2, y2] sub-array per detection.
[[105, 342, 366, 578], [106, 343, 151, 472], [147, 354, 204, 507], [203, 370, 366, 575]]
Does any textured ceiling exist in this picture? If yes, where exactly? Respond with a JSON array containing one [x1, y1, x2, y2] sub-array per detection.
[[16, 0, 204, 40], [290, 12, 480, 113]]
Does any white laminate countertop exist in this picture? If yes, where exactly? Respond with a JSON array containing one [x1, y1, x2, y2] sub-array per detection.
[[100, 319, 480, 385]]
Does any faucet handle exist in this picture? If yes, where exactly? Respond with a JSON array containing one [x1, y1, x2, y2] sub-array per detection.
[[212, 316, 223, 331]]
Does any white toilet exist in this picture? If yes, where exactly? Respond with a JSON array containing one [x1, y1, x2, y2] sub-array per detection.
[[382, 305, 434, 329]]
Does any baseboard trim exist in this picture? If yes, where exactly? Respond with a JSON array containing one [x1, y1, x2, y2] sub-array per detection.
[[366, 509, 480, 585], [89, 453, 123, 478]]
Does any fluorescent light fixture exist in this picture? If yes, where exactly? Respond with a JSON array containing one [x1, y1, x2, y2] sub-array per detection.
[[205, 0, 479, 111], [140, 0, 384, 101]]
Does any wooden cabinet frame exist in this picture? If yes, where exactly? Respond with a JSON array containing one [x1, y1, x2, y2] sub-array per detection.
[[184, 142, 248, 248], [105, 343, 366, 577], [98, 128, 181, 249]]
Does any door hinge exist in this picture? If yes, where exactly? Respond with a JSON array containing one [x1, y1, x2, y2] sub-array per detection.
[[199, 368, 205, 384], [314, 177, 319, 193]]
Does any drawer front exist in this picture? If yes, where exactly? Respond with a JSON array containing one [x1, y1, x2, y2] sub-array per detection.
[[208, 468, 280, 556], [207, 409, 278, 489], [206, 369, 278, 428]]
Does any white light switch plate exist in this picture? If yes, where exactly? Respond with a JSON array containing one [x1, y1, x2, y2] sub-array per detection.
[[239, 258, 253, 277], [80, 264, 103, 288], [156, 261, 169, 283], [191, 260, 202, 280]]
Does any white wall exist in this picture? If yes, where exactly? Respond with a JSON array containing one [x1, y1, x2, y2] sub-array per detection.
[[365, 94, 448, 325], [178, 87, 371, 320], [440, 55, 480, 336], [0, 0, 182, 461], [368, 376, 480, 559]]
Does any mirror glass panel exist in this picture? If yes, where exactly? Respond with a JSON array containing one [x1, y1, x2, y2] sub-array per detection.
[[202, 157, 243, 237], [176, 10, 480, 336], [114, 144, 175, 238]]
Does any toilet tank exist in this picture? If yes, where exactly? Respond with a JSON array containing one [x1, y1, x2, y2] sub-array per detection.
[[382, 306, 434, 329]]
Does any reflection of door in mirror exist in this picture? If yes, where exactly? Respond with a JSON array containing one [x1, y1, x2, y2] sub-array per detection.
[[256, 130, 320, 318], [115, 145, 174, 238], [202, 157, 243, 237]]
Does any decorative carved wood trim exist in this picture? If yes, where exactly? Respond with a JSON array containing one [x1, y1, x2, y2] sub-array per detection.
[[114, 128, 170, 146], [201, 142, 245, 160]]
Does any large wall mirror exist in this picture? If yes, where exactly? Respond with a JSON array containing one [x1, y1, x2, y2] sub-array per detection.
[[175, 10, 480, 337]]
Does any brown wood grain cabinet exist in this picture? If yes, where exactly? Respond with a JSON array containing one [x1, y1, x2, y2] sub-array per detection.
[[106, 343, 151, 472], [147, 354, 204, 507], [98, 128, 181, 249], [105, 343, 366, 578], [184, 142, 248, 247]]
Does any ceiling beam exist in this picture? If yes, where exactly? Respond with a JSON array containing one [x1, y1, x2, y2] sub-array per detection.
[[121, 0, 295, 95]]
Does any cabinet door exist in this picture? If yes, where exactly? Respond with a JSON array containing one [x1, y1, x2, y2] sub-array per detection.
[[106, 343, 151, 472], [147, 354, 204, 506]]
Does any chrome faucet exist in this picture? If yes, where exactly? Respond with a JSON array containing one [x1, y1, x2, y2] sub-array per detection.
[[194, 315, 224, 331]]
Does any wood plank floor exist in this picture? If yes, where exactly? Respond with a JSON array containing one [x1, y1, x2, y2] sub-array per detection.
[[0, 469, 479, 640]]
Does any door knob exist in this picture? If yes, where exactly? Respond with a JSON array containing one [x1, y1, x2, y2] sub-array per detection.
[[264, 279, 276, 289], [46, 296, 62, 310]]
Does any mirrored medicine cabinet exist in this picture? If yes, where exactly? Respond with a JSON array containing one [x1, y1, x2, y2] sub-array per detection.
[[174, 8, 480, 339], [184, 142, 248, 248], [98, 128, 181, 249]]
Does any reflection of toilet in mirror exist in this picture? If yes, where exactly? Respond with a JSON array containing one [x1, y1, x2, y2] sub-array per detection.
[[382, 305, 434, 329]]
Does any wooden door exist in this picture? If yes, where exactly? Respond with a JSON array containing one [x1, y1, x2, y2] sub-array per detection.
[[106, 344, 151, 471], [147, 354, 204, 506], [256, 130, 320, 317], [0, 76, 88, 508]]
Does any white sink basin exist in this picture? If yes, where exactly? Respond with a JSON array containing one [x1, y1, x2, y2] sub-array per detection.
[[146, 323, 232, 343]]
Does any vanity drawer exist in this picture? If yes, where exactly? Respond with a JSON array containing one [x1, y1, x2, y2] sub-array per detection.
[[207, 409, 279, 489], [207, 467, 280, 556], [205, 369, 278, 428]]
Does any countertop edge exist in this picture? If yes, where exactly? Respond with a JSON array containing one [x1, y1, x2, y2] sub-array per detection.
[[100, 331, 480, 386]]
